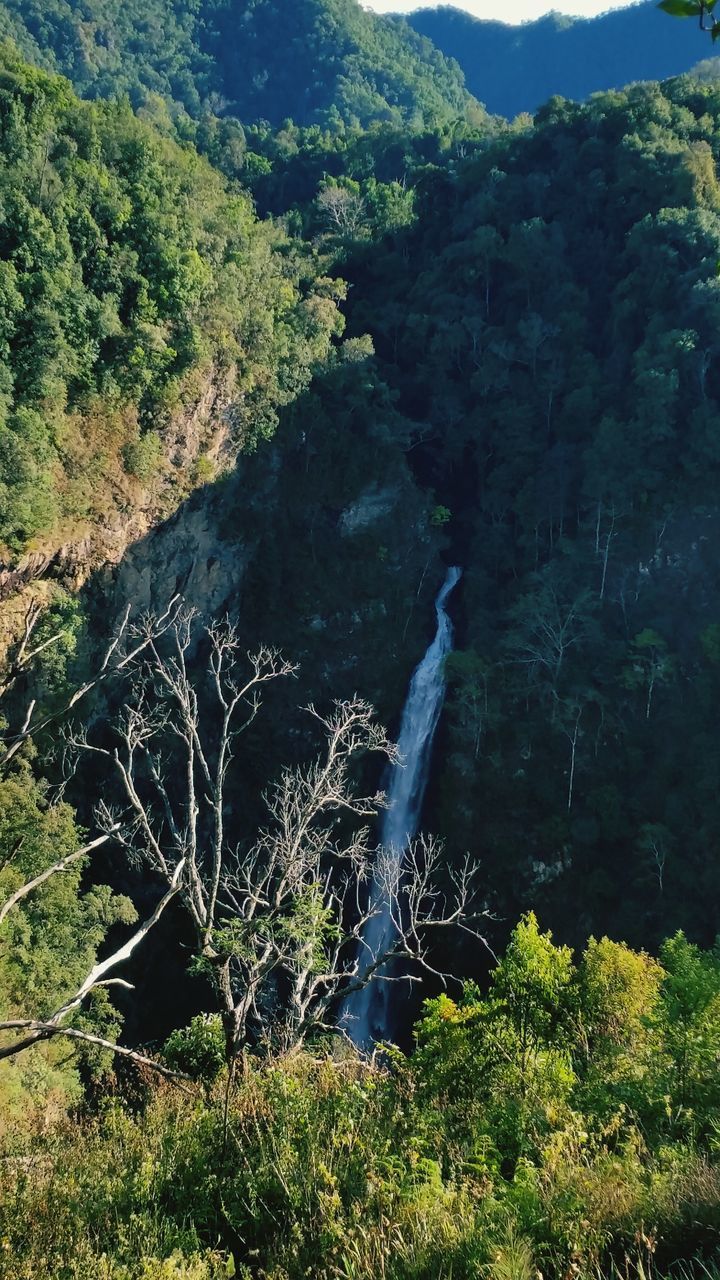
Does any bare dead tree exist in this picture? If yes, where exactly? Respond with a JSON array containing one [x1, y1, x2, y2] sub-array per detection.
[[0, 593, 182, 773], [67, 607, 486, 1062], [0, 596, 195, 1081], [505, 581, 597, 737], [316, 183, 367, 237], [508, 583, 594, 691], [380, 837, 494, 979]]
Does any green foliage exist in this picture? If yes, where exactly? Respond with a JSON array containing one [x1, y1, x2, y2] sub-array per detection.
[[109, 1255, 236, 1279], [414, 919, 720, 1189], [430, 504, 451, 527], [163, 1016, 226, 1084], [20, 585, 86, 696], [416, 916, 577, 1171], [122, 432, 163, 484], [0, 41, 342, 552], [658, 0, 720, 44], [3, 16, 720, 1280], [0, 766, 134, 1118], [0, 0, 471, 132], [332, 73, 720, 952], [5, 924, 720, 1277], [654, 932, 720, 1131]]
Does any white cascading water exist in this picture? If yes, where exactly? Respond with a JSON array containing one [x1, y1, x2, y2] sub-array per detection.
[[342, 565, 462, 1047]]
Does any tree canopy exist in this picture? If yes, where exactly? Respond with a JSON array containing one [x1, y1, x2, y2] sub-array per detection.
[[0, 41, 342, 553], [0, 0, 472, 131]]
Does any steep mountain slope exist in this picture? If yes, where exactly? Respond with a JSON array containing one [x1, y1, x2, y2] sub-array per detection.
[[6, 9, 720, 966], [408, 1, 710, 118], [0, 0, 471, 129], [0, 42, 342, 565], [79, 69, 720, 969], [335, 76, 720, 953]]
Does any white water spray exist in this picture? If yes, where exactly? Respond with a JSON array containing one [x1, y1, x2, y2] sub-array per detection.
[[342, 565, 462, 1047]]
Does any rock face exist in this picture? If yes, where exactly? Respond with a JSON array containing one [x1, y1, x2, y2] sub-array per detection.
[[86, 397, 446, 747], [108, 491, 251, 622], [105, 441, 281, 629], [13, 365, 232, 576], [0, 335, 445, 719], [339, 484, 401, 537], [0, 367, 237, 656]]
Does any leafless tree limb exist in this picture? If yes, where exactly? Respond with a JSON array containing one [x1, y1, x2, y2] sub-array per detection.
[[0, 828, 120, 928], [0, 594, 182, 772], [0, 1021, 191, 1085], [0, 860, 185, 1066], [62, 606, 487, 1061]]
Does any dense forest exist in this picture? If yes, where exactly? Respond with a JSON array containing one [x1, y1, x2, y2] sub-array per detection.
[[3, 0, 720, 1276], [338, 73, 720, 955], [0, 0, 471, 130], [0, 41, 342, 558]]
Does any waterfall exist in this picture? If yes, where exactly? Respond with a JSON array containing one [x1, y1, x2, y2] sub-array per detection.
[[342, 565, 462, 1047]]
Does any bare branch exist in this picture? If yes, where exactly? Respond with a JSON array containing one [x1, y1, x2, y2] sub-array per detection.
[[0, 828, 120, 928], [53, 858, 186, 1024], [50, 604, 483, 1062], [0, 594, 182, 771], [0, 1021, 191, 1086], [0, 860, 185, 1072]]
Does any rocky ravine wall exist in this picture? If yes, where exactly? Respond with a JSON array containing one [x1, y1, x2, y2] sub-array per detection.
[[0, 366, 238, 660]]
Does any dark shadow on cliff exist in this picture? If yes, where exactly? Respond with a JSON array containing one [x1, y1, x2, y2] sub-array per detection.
[[62, 349, 451, 1048]]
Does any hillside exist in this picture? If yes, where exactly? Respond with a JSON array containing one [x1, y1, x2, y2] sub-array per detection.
[[0, 41, 341, 563], [0, 0, 472, 129], [338, 74, 720, 954], [408, 1, 711, 118], [6, 6, 720, 1278]]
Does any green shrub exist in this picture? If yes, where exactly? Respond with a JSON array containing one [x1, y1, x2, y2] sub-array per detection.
[[122, 432, 164, 484], [6, 921, 720, 1277], [163, 1016, 226, 1084]]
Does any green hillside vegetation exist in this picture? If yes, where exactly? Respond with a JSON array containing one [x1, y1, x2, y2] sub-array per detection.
[[3, 3, 720, 1276], [327, 74, 720, 955], [230, 104, 493, 222], [0, 0, 471, 131], [0, 41, 341, 555], [5, 916, 720, 1277]]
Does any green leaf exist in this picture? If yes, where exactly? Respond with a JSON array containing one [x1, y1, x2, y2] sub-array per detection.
[[712, 18, 720, 38], [657, 0, 703, 15]]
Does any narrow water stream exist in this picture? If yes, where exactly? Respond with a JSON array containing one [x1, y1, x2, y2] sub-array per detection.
[[342, 565, 462, 1047]]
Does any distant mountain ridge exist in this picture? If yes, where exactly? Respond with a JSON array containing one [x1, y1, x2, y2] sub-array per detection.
[[0, 0, 472, 129], [407, 1, 712, 117]]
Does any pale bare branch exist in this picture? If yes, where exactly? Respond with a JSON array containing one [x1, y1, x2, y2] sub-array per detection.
[[0, 594, 182, 771], [0, 828, 120, 928], [0, 1021, 191, 1085]]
